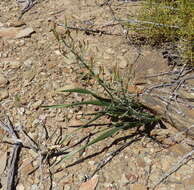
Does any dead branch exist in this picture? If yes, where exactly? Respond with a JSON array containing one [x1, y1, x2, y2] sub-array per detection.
[[0, 116, 22, 190], [57, 24, 121, 36]]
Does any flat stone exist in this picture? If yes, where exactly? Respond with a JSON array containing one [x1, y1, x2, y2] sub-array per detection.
[[0, 26, 34, 39], [31, 184, 38, 190], [31, 100, 43, 110], [0, 88, 9, 101], [7, 61, 21, 69], [16, 183, 25, 190], [23, 58, 33, 68], [130, 184, 147, 190], [175, 184, 186, 190], [0, 74, 8, 87], [20, 158, 34, 176], [183, 175, 194, 186], [136, 156, 145, 168], [169, 144, 191, 157]]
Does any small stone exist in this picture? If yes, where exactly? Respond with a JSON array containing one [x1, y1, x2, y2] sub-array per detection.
[[161, 156, 172, 170], [31, 100, 43, 110], [16, 183, 25, 190], [106, 48, 114, 54], [0, 88, 9, 101], [31, 184, 38, 190], [0, 74, 8, 87], [0, 26, 34, 39], [8, 61, 21, 69], [54, 50, 61, 55], [144, 156, 152, 164], [183, 174, 194, 186], [175, 184, 186, 190], [0, 176, 7, 189], [120, 174, 129, 186], [136, 156, 145, 168], [20, 158, 34, 176], [125, 173, 138, 184], [169, 144, 191, 157], [79, 175, 99, 190], [0, 152, 7, 174], [23, 58, 33, 68], [23, 70, 35, 82], [88, 160, 95, 166], [130, 184, 147, 190], [117, 55, 128, 69]]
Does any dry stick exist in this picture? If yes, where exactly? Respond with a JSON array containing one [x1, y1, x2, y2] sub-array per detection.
[[166, 69, 194, 114], [0, 117, 22, 190], [19, 126, 39, 153], [17, 0, 37, 19], [144, 74, 194, 94], [152, 149, 194, 190], [57, 24, 121, 36], [145, 68, 194, 79], [145, 70, 185, 78], [118, 18, 179, 29], [106, 2, 179, 29]]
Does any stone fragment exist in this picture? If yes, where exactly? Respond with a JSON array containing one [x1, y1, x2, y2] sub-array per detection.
[[0, 26, 34, 39], [136, 156, 145, 168], [23, 70, 35, 83], [0, 74, 8, 87], [16, 183, 25, 190], [0, 88, 9, 101], [20, 158, 34, 176], [0, 152, 7, 174], [128, 85, 143, 94], [175, 184, 186, 190], [8, 61, 21, 69], [79, 175, 98, 190], [31, 184, 38, 190], [31, 100, 43, 110], [120, 173, 138, 186], [169, 144, 191, 156], [0, 176, 7, 189], [183, 175, 194, 186], [130, 184, 147, 190], [117, 55, 128, 69], [23, 58, 33, 68]]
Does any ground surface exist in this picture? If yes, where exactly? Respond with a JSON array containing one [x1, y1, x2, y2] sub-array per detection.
[[0, 1, 194, 190]]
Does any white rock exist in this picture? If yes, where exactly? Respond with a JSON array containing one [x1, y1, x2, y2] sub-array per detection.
[[16, 183, 25, 190], [24, 58, 33, 68]]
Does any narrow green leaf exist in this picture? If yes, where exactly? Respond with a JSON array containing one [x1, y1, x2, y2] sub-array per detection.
[[59, 88, 111, 102], [59, 124, 127, 161], [60, 112, 104, 144]]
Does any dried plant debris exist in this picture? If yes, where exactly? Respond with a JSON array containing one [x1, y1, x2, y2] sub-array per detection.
[[16, 0, 37, 19]]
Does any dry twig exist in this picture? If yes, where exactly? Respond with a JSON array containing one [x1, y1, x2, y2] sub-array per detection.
[[0, 116, 22, 190]]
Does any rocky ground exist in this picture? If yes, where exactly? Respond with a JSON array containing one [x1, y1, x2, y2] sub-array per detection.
[[0, 0, 193, 190]]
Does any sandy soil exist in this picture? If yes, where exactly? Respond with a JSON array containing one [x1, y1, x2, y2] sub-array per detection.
[[0, 1, 193, 190]]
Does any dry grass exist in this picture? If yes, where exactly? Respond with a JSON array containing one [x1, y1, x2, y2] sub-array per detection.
[[128, 0, 193, 65]]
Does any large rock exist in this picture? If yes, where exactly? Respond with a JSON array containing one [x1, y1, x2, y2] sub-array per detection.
[[130, 49, 194, 138]]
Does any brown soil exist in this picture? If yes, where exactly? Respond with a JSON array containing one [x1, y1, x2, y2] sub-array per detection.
[[0, 1, 193, 190]]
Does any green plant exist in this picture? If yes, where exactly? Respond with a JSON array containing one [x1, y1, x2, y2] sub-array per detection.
[[43, 25, 160, 164], [127, 0, 194, 64]]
